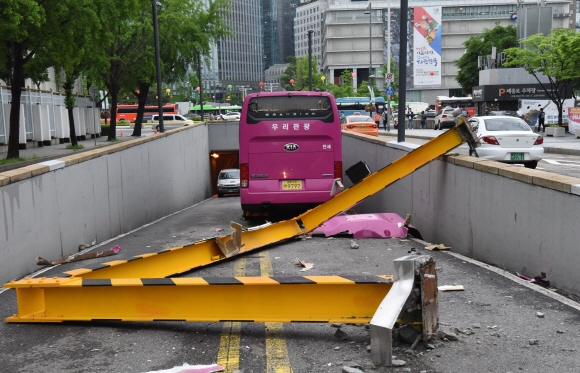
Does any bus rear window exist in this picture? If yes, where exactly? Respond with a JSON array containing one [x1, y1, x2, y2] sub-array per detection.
[[246, 96, 334, 124]]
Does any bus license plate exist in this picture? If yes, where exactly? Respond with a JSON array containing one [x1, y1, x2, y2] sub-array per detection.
[[282, 180, 302, 190], [510, 153, 524, 160]]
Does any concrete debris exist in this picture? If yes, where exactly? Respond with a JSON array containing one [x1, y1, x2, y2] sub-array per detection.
[[557, 330, 565, 334], [295, 258, 314, 271], [426, 344, 435, 349], [398, 325, 420, 344], [472, 323, 482, 328], [454, 327, 475, 335], [437, 330, 458, 341], [424, 243, 451, 251], [438, 285, 464, 291], [334, 328, 348, 340], [78, 239, 96, 252], [536, 312, 545, 318], [331, 323, 343, 328], [350, 240, 359, 249], [391, 359, 407, 367], [342, 367, 363, 373], [529, 339, 539, 345], [37, 245, 121, 266], [334, 346, 340, 350]]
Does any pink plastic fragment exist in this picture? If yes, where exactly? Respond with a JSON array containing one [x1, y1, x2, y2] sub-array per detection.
[[311, 213, 409, 238], [177, 365, 224, 373]]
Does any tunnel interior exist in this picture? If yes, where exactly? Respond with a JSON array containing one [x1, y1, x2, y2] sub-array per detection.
[[209, 150, 240, 196]]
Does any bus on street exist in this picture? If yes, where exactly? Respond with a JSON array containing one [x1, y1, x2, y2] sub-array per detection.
[[435, 96, 475, 116], [116, 103, 178, 123], [335, 97, 386, 117], [239, 92, 342, 218]]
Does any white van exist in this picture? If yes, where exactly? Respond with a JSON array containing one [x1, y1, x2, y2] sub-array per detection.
[[151, 114, 193, 130]]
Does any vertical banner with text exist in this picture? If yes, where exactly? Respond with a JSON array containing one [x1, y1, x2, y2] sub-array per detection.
[[413, 6, 441, 87]]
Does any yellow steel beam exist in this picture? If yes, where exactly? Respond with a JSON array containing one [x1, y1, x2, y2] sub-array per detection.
[[5, 275, 393, 323], [5, 120, 474, 282]]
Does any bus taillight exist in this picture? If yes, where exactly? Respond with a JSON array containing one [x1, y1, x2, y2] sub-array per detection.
[[240, 163, 249, 188], [334, 161, 342, 179]]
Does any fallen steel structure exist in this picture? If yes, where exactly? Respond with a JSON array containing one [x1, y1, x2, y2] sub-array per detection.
[[4, 117, 476, 366]]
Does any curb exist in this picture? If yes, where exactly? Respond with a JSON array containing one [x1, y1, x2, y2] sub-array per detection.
[[379, 131, 580, 156]]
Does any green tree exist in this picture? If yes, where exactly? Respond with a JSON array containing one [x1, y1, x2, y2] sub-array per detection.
[[126, 0, 231, 136], [53, 1, 108, 146], [330, 70, 355, 98], [504, 29, 580, 126], [280, 56, 324, 91], [0, 0, 100, 158], [455, 23, 516, 95]]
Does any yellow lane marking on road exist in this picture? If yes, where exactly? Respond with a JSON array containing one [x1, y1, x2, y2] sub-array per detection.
[[261, 251, 294, 373], [216, 258, 246, 372]]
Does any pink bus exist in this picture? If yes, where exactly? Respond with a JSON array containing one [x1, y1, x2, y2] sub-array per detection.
[[239, 91, 342, 217]]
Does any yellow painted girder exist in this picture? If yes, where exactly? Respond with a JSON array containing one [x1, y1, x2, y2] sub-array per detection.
[[4, 122, 470, 283], [5, 275, 393, 323]]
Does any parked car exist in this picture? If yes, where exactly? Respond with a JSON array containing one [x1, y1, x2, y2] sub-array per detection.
[[487, 110, 519, 117], [217, 168, 240, 197], [468, 116, 543, 169], [184, 113, 202, 121], [217, 111, 241, 121], [151, 114, 193, 130], [434, 107, 457, 130], [340, 113, 378, 136]]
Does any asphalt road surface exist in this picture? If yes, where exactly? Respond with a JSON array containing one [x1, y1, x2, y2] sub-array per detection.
[[1, 196, 579, 373]]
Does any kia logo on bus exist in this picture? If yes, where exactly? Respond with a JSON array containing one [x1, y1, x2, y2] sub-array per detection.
[[284, 143, 299, 151]]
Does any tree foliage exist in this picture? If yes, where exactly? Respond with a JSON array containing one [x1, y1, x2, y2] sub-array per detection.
[[0, 0, 103, 158], [280, 56, 325, 91], [504, 28, 580, 126], [455, 23, 516, 95]]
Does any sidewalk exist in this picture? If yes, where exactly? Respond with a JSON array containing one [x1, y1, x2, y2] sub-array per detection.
[[0, 126, 152, 173], [379, 128, 580, 155]]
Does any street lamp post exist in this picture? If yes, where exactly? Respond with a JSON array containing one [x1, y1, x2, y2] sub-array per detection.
[[387, 0, 392, 131], [152, 0, 164, 132], [365, 3, 372, 87], [308, 29, 314, 91]]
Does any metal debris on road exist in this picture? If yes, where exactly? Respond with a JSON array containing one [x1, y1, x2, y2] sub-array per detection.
[[36, 246, 121, 266]]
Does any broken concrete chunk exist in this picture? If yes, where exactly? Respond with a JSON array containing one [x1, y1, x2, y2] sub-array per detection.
[[536, 312, 545, 318], [398, 325, 420, 344], [342, 366, 363, 373], [334, 329, 348, 340], [529, 339, 539, 345], [295, 258, 314, 271], [350, 240, 359, 249], [437, 330, 458, 341], [391, 359, 407, 367]]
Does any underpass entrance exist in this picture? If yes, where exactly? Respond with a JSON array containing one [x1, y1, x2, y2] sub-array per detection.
[[209, 150, 239, 196]]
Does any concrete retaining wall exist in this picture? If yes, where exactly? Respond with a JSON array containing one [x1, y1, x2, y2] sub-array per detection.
[[0, 124, 211, 284], [342, 132, 580, 296]]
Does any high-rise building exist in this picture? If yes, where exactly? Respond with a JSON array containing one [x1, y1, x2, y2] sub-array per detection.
[[318, 0, 572, 105], [202, 0, 264, 101], [263, 0, 299, 70]]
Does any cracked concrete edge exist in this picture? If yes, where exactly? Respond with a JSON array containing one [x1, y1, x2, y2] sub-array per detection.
[[410, 237, 580, 312]]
